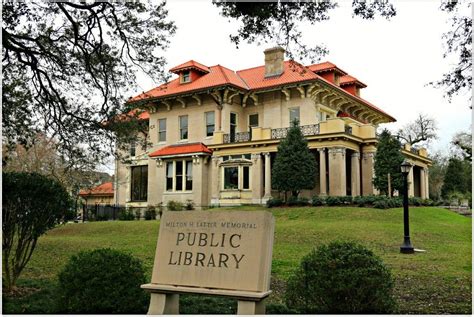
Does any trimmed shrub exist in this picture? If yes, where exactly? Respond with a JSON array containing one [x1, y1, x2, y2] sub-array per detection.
[[311, 196, 325, 206], [118, 209, 135, 221], [285, 241, 396, 314], [267, 198, 284, 208], [297, 197, 310, 206], [287, 196, 299, 206], [167, 200, 184, 211], [353, 195, 367, 207], [144, 206, 156, 220], [57, 248, 147, 313], [409, 197, 422, 206], [185, 199, 195, 210], [340, 196, 353, 204], [374, 199, 389, 209], [325, 196, 342, 206], [134, 208, 141, 220]]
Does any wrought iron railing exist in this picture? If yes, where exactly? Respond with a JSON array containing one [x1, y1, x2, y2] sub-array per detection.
[[271, 124, 320, 139], [223, 131, 251, 144], [345, 125, 353, 135]]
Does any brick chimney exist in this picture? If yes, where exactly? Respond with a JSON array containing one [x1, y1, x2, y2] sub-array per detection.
[[264, 47, 285, 78]]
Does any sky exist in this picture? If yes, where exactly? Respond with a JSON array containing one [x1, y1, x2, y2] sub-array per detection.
[[104, 1, 472, 174]]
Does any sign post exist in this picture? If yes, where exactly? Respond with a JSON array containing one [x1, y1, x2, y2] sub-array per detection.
[[142, 210, 275, 314]]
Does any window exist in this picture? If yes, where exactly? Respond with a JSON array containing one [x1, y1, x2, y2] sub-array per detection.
[[186, 161, 193, 190], [166, 162, 173, 191], [243, 166, 250, 189], [130, 140, 136, 157], [158, 119, 166, 142], [249, 113, 259, 128], [230, 112, 237, 141], [179, 115, 188, 140], [131, 165, 148, 201], [165, 160, 193, 192], [181, 71, 190, 83], [205, 111, 215, 137], [224, 167, 239, 189], [289, 108, 300, 126]]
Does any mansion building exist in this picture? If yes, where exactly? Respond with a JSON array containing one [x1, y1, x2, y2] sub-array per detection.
[[114, 47, 431, 208]]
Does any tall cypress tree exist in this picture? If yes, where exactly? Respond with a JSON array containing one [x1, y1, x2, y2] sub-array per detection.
[[272, 120, 317, 199], [373, 129, 405, 196]]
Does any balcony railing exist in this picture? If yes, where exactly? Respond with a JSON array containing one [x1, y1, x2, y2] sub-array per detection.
[[271, 124, 320, 139], [345, 125, 353, 135], [410, 147, 419, 155], [223, 131, 251, 144]]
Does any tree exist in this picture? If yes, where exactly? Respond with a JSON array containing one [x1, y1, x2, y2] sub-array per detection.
[[451, 131, 472, 161], [272, 120, 317, 199], [427, 152, 448, 201], [441, 158, 471, 198], [373, 129, 405, 196], [214, 1, 395, 62], [2, 2, 176, 167], [396, 114, 438, 147], [3, 172, 73, 293]]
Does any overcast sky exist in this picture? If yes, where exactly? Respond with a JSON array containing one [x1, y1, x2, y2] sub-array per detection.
[[105, 1, 471, 175]]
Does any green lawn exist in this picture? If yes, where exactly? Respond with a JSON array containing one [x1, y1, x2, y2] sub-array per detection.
[[3, 206, 472, 314]]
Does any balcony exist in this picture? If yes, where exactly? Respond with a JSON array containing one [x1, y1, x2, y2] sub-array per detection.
[[223, 131, 250, 144], [271, 124, 320, 139]]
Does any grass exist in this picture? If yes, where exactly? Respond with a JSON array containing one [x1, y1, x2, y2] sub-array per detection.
[[3, 206, 471, 314]]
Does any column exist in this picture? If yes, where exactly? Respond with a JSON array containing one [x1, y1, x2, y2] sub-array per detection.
[[328, 147, 346, 196], [210, 156, 220, 206], [408, 165, 415, 197], [125, 166, 131, 202], [420, 167, 426, 199], [216, 105, 223, 131], [251, 153, 263, 204], [318, 148, 327, 196], [361, 151, 375, 196], [351, 152, 361, 196], [425, 168, 430, 199], [263, 152, 272, 199]]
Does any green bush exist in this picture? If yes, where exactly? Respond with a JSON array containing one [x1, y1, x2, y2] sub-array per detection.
[[287, 196, 299, 206], [266, 303, 299, 314], [167, 200, 184, 211], [180, 295, 236, 314], [325, 196, 342, 206], [409, 197, 422, 206], [118, 209, 135, 220], [340, 196, 353, 204], [134, 208, 141, 220], [96, 214, 108, 221], [57, 248, 147, 313], [311, 196, 325, 206], [285, 241, 396, 314], [353, 196, 367, 207], [374, 199, 389, 209], [144, 206, 156, 220], [267, 198, 284, 208], [185, 199, 195, 210], [295, 197, 310, 206]]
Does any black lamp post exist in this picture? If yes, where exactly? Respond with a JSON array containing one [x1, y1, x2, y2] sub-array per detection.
[[400, 160, 414, 254]]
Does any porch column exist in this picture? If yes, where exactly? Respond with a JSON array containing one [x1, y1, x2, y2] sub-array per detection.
[[318, 148, 327, 196], [408, 164, 415, 197], [263, 152, 272, 199], [210, 156, 220, 205], [125, 166, 131, 202], [328, 147, 346, 196], [251, 153, 263, 204], [420, 167, 427, 199], [351, 152, 361, 196], [361, 151, 375, 196], [216, 105, 223, 131], [425, 168, 430, 199]]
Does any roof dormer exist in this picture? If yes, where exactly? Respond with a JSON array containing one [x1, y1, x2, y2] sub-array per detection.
[[308, 62, 347, 84], [169, 60, 210, 84], [339, 75, 367, 97]]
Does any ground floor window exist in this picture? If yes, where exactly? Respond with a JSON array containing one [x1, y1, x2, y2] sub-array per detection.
[[223, 165, 251, 190], [131, 165, 148, 201], [165, 160, 193, 192]]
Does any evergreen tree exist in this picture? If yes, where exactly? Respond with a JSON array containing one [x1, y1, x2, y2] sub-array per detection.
[[373, 129, 405, 196], [441, 158, 471, 198], [272, 120, 317, 199]]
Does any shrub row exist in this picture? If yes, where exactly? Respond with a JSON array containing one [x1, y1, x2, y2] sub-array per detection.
[[267, 195, 439, 209], [167, 199, 195, 211]]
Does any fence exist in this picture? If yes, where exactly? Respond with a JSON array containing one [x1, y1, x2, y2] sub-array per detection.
[[82, 204, 150, 221]]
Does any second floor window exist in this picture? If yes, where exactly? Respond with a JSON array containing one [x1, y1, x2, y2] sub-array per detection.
[[158, 118, 166, 142], [179, 115, 188, 140], [230, 112, 237, 136], [289, 107, 300, 126], [249, 113, 259, 128], [205, 111, 215, 137], [131, 165, 148, 201]]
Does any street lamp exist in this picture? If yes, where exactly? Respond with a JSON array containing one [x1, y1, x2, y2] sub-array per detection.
[[400, 160, 414, 254]]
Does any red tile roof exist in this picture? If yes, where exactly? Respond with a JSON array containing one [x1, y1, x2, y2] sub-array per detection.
[[149, 142, 212, 158], [307, 61, 347, 75], [237, 61, 318, 90], [340, 75, 367, 88], [79, 182, 114, 197], [129, 65, 248, 102], [169, 60, 210, 74]]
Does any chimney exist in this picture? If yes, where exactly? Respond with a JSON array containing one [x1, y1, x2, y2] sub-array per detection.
[[264, 47, 285, 78]]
